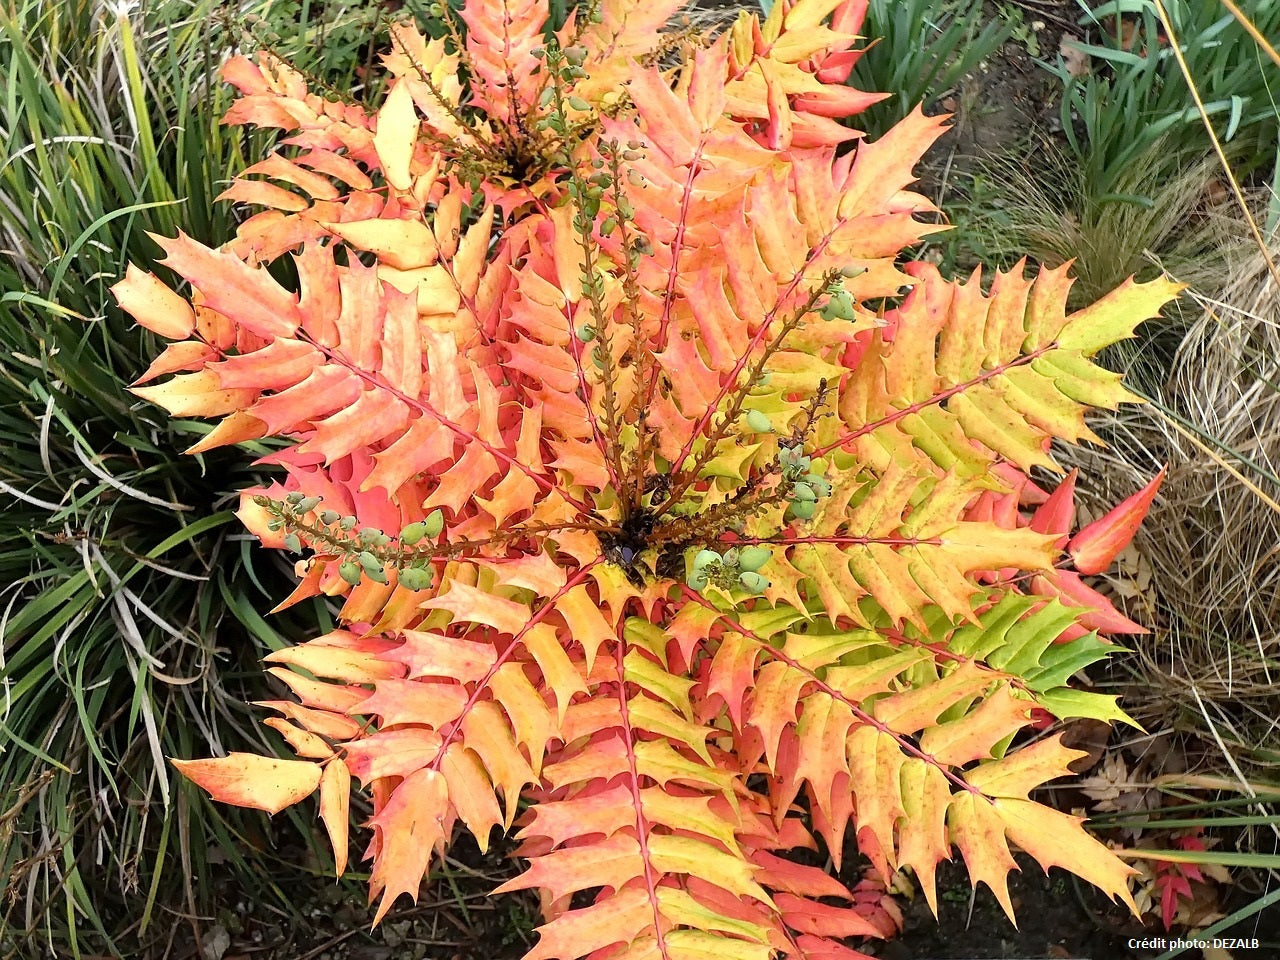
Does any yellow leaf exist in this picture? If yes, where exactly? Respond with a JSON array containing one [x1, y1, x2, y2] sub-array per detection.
[[439, 744, 503, 852], [112, 264, 195, 339], [263, 718, 334, 759], [321, 217, 439, 270], [963, 734, 1086, 800], [374, 80, 418, 192], [172, 753, 320, 815], [319, 758, 351, 876]]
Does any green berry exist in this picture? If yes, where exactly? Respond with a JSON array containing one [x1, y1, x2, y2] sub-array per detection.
[[320, 509, 341, 525], [688, 568, 709, 590], [746, 409, 772, 433], [423, 509, 445, 538], [358, 550, 383, 574], [339, 560, 362, 585], [738, 546, 772, 572], [693, 549, 719, 571], [792, 482, 817, 502], [789, 499, 817, 520], [576, 323, 596, 342], [399, 567, 433, 591], [295, 496, 321, 513], [285, 491, 304, 505], [738, 571, 770, 593], [400, 521, 429, 545], [339, 516, 357, 531]]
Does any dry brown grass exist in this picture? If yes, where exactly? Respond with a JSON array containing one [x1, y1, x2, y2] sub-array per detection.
[[1060, 242, 1280, 771]]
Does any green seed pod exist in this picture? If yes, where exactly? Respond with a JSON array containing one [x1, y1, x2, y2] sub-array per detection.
[[339, 560, 362, 585], [359, 528, 380, 546], [399, 567, 433, 591], [564, 45, 587, 65], [319, 509, 341, 525], [688, 568, 709, 590], [746, 409, 772, 433], [738, 546, 772, 572], [738, 571, 770, 593], [568, 96, 591, 111], [339, 516, 357, 531], [295, 496, 321, 513], [365, 567, 389, 585], [722, 547, 740, 568], [840, 264, 865, 278], [285, 491, 304, 505], [791, 482, 817, 502], [400, 521, 429, 546], [576, 323, 596, 342], [693, 549, 719, 571], [283, 533, 302, 553], [422, 509, 445, 538], [358, 550, 383, 574], [789, 499, 817, 520]]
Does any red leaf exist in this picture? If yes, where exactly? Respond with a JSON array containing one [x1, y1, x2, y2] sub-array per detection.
[[1068, 467, 1166, 574]]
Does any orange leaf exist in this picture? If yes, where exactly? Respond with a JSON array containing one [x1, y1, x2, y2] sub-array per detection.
[[917, 685, 1033, 766], [439, 744, 503, 852], [524, 885, 654, 960], [152, 231, 301, 339], [112, 264, 196, 339], [369, 768, 449, 924]]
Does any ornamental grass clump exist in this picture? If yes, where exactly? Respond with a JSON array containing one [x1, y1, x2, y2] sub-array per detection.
[[115, 1, 1179, 955]]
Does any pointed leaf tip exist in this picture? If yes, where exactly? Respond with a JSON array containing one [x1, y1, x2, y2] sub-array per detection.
[[1068, 467, 1166, 575], [112, 264, 196, 340]]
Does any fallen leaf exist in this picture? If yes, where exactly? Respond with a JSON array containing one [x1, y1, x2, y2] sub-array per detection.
[[1059, 37, 1091, 79]]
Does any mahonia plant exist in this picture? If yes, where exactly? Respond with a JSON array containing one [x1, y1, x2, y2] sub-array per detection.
[[114, 1, 1179, 956]]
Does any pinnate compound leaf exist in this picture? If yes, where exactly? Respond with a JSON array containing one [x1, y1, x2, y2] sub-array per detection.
[[141, 0, 1181, 953]]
